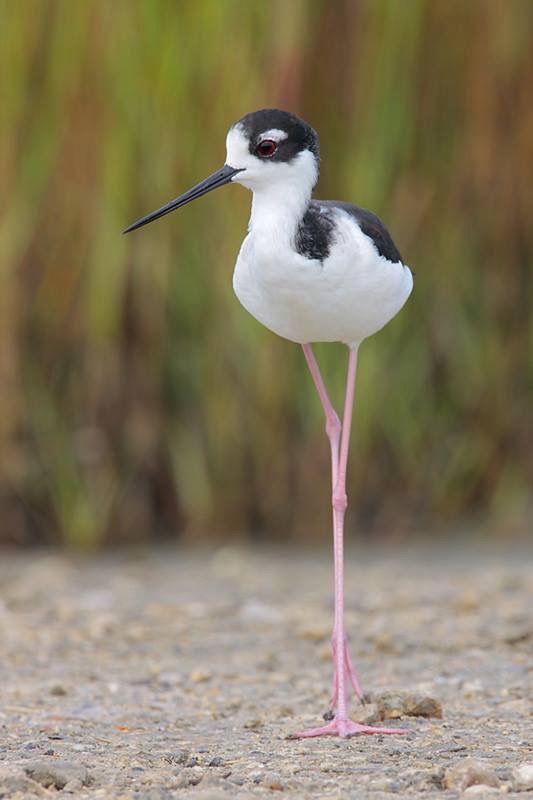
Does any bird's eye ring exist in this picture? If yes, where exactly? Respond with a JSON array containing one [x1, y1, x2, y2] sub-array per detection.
[[256, 139, 277, 158]]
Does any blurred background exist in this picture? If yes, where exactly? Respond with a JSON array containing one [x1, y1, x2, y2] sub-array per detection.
[[1, 0, 531, 549]]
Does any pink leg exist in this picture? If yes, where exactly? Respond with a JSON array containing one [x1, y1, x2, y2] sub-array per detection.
[[301, 344, 341, 490], [330, 635, 365, 710], [293, 345, 408, 739], [302, 344, 364, 708]]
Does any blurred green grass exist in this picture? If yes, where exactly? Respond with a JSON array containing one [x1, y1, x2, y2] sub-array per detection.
[[0, 0, 531, 547]]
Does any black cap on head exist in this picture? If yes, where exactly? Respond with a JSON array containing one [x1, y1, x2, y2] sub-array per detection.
[[235, 108, 320, 163]]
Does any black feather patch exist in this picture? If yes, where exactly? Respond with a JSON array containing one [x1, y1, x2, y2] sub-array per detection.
[[295, 203, 335, 262]]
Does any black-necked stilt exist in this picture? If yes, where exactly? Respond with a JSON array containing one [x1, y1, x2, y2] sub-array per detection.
[[125, 109, 413, 738]]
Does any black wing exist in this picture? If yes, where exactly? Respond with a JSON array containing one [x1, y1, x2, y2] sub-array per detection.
[[315, 200, 403, 264]]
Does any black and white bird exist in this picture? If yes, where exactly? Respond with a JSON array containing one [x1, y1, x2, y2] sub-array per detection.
[[125, 109, 413, 739]]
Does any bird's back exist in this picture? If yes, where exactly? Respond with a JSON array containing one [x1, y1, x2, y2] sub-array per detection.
[[294, 200, 403, 267], [308, 200, 403, 264]]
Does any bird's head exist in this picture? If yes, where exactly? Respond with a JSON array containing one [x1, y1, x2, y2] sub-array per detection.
[[225, 109, 320, 193], [124, 109, 319, 234]]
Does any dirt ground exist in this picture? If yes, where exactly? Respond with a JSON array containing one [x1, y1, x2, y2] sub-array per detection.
[[0, 541, 531, 799]]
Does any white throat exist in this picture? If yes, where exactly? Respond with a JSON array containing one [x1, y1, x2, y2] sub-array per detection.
[[249, 170, 313, 242]]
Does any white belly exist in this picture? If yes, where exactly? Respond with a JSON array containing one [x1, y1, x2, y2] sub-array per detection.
[[232, 211, 413, 347]]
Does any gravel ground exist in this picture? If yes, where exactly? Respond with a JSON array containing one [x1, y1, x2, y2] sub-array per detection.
[[0, 542, 531, 799]]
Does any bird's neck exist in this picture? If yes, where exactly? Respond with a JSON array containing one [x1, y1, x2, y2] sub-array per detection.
[[249, 183, 311, 245]]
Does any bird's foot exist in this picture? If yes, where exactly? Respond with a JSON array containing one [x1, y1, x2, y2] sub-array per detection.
[[290, 716, 409, 739]]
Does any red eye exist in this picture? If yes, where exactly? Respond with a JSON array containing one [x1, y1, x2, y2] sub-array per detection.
[[256, 139, 277, 157]]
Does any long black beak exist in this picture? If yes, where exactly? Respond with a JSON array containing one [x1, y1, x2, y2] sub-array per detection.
[[123, 164, 243, 234]]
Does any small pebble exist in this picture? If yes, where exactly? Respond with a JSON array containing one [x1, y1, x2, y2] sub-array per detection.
[[463, 785, 500, 796], [300, 625, 329, 641], [407, 694, 442, 718], [352, 702, 382, 726], [24, 759, 92, 789], [188, 767, 205, 786], [175, 767, 205, 787], [164, 749, 190, 765], [444, 758, 500, 791], [276, 705, 294, 718], [372, 632, 398, 653], [243, 717, 263, 729], [513, 763, 533, 792], [49, 683, 67, 696], [263, 772, 283, 791], [190, 670, 212, 683], [63, 778, 83, 793], [375, 690, 442, 719], [453, 590, 480, 613], [406, 767, 444, 791]]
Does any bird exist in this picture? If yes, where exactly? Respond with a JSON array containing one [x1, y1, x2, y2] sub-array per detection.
[[124, 108, 413, 739]]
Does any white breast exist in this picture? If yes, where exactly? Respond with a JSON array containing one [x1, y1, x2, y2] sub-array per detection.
[[233, 208, 413, 347]]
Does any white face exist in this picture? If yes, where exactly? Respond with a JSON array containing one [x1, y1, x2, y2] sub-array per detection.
[[225, 125, 318, 193]]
